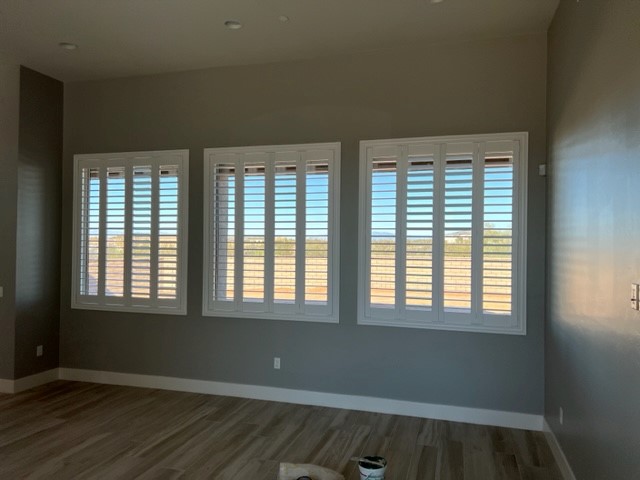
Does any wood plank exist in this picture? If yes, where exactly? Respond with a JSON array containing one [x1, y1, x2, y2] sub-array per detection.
[[0, 381, 561, 480]]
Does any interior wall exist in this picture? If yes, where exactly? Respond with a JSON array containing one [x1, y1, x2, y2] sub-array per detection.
[[0, 53, 20, 380], [546, 1, 640, 478], [62, 34, 548, 414], [14, 67, 63, 378]]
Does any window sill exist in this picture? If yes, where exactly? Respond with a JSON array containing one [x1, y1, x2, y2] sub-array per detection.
[[357, 316, 526, 335], [71, 302, 187, 316], [202, 309, 339, 324]]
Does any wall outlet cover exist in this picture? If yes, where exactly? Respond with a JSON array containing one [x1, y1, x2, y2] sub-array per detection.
[[559, 407, 564, 425]]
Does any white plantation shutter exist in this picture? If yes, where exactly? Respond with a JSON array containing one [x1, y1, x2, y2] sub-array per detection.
[[482, 141, 519, 324], [359, 133, 527, 334], [305, 158, 330, 307], [132, 165, 152, 298], [443, 145, 474, 314], [406, 145, 436, 317], [72, 150, 189, 314], [273, 157, 297, 306], [203, 143, 340, 323], [242, 156, 268, 308], [364, 144, 441, 324], [158, 165, 180, 300], [368, 149, 398, 313], [210, 161, 236, 307], [79, 167, 100, 296]]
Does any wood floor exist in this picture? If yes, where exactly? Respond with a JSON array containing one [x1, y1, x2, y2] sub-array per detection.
[[0, 381, 561, 480]]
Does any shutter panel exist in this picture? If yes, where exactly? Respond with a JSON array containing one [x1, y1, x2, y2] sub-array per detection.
[[131, 165, 152, 299], [242, 156, 267, 305], [211, 161, 236, 304], [305, 157, 330, 306], [157, 164, 179, 300], [105, 166, 126, 297], [405, 148, 435, 312], [443, 144, 474, 312], [369, 148, 398, 309], [79, 167, 101, 297], [482, 146, 514, 316], [273, 155, 297, 305]]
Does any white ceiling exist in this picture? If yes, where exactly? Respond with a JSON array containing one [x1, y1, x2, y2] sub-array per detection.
[[0, 0, 559, 82]]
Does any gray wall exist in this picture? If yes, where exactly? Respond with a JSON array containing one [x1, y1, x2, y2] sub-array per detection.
[[546, 1, 640, 478], [62, 34, 548, 414], [0, 54, 20, 380], [14, 67, 63, 378]]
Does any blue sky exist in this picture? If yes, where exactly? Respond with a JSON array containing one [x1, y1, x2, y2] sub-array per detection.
[[88, 165, 512, 240]]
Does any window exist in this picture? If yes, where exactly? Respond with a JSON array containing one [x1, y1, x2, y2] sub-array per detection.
[[72, 150, 189, 314], [358, 133, 527, 334], [203, 143, 340, 322]]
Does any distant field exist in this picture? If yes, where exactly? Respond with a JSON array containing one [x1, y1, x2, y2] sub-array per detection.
[[85, 237, 512, 313]]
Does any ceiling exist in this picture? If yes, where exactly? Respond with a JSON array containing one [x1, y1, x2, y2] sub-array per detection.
[[0, 0, 559, 82]]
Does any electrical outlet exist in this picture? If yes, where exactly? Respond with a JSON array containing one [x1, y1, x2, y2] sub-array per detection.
[[631, 284, 640, 310], [559, 407, 564, 425], [36, 345, 43, 357], [273, 357, 281, 370]]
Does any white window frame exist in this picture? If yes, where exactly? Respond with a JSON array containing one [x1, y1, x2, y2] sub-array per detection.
[[71, 149, 189, 315], [358, 133, 527, 335], [202, 142, 340, 323]]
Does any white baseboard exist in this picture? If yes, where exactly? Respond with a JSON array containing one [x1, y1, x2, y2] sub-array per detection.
[[543, 419, 577, 480], [58, 367, 543, 431], [0, 368, 60, 394], [0, 378, 14, 394]]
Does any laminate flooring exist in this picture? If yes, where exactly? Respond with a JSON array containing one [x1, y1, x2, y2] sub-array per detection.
[[0, 381, 562, 479]]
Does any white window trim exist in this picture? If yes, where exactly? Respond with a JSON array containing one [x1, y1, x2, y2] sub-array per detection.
[[71, 149, 189, 315], [202, 142, 341, 323], [358, 132, 528, 335]]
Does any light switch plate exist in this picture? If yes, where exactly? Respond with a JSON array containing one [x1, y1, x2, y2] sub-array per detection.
[[631, 284, 639, 310], [0, 286, 3, 298], [538, 164, 547, 176]]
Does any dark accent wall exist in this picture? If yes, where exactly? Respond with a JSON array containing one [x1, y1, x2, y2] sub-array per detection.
[[0, 57, 20, 380], [62, 34, 547, 414], [14, 67, 63, 378], [546, 1, 640, 478]]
